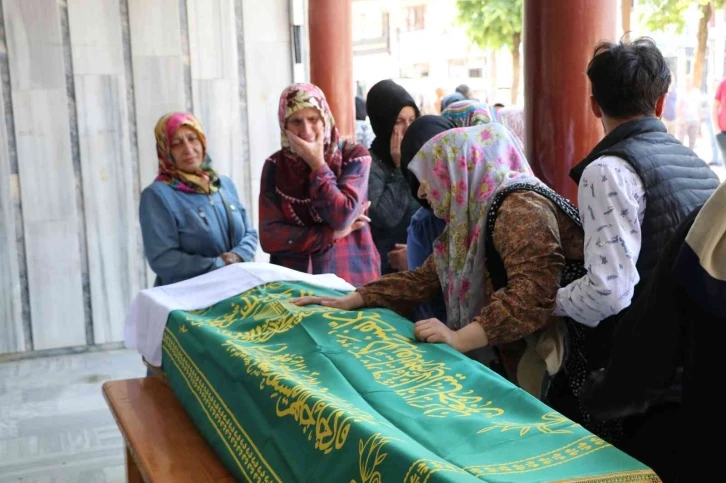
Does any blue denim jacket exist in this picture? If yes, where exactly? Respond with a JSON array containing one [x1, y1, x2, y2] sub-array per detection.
[[139, 176, 258, 286], [406, 207, 447, 322]]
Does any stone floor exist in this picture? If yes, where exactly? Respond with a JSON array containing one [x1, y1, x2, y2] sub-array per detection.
[[0, 350, 145, 482]]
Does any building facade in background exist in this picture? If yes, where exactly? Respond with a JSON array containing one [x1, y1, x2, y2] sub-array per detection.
[[352, 0, 519, 110]]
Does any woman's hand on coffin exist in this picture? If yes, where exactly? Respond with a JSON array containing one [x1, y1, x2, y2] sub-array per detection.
[[289, 291, 364, 310], [414, 318, 460, 349], [220, 252, 243, 265]]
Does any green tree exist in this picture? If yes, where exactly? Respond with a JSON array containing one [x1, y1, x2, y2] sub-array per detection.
[[641, 0, 725, 89], [455, 0, 523, 104]]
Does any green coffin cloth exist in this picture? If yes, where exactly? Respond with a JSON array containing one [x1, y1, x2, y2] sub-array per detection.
[[161, 281, 660, 483]]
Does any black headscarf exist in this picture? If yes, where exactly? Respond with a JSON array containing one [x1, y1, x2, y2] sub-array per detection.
[[355, 96, 367, 121], [366, 80, 420, 168], [400, 115, 456, 208]]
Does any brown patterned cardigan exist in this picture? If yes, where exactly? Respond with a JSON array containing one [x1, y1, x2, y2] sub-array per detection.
[[357, 191, 584, 369]]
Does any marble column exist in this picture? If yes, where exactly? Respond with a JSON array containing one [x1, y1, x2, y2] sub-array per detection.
[[308, 0, 354, 138], [523, 0, 617, 202]]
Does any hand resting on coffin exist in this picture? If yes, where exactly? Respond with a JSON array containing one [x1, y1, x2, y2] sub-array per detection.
[[290, 291, 364, 310], [413, 318, 488, 353], [291, 293, 488, 353]]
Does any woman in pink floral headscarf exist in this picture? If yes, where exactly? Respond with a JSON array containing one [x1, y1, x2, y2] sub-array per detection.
[[259, 83, 380, 287], [293, 123, 586, 397]]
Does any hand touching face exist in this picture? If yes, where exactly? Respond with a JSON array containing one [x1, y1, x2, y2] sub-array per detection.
[[390, 106, 417, 167], [285, 107, 326, 170]]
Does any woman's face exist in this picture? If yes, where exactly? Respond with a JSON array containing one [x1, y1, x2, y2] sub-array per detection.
[[170, 126, 204, 173], [286, 107, 324, 142], [417, 183, 427, 200], [394, 106, 417, 135]]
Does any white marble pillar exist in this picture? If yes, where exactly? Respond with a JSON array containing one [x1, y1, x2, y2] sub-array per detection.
[[128, 0, 188, 287], [0, 57, 24, 354], [68, 0, 141, 344], [186, 0, 247, 204], [2, 0, 86, 350]]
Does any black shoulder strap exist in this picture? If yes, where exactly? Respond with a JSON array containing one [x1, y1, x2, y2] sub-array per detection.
[[484, 183, 584, 291]]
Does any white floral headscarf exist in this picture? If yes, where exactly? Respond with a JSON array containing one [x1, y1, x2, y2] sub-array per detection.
[[408, 124, 538, 328]]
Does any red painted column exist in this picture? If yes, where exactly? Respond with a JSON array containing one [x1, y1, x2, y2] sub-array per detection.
[[524, 0, 617, 202], [308, 0, 354, 139]]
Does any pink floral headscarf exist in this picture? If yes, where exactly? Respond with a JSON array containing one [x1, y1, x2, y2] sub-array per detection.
[[271, 83, 343, 223], [154, 112, 219, 194], [407, 124, 538, 328], [277, 83, 339, 158]]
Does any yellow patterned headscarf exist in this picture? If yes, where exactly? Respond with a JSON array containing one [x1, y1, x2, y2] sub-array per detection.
[[154, 112, 219, 194]]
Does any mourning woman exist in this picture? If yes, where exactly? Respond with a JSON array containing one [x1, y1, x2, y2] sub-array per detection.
[[139, 112, 258, 286]]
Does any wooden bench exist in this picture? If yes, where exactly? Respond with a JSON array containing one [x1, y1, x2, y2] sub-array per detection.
[[103, 377, 235, 483]]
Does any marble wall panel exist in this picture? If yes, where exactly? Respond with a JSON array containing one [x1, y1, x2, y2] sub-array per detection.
[[68, 0, 140, 343], [0, 69, 23, 354], [4, 0, 86, 350]]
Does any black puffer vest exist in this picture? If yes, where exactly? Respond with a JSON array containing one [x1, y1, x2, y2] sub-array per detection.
[[571, 117, 720, 292], [547, 118, 719, 440]]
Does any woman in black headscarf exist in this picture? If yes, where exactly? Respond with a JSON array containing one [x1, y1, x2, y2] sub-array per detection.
[[399, 115, 456, 321], [366, 80, 422, 274]]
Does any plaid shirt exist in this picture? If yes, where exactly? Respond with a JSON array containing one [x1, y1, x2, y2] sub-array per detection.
[[259, 152, 380, 287]]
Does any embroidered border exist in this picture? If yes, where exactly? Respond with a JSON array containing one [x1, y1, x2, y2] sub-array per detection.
[[162, 329, 281, 483]]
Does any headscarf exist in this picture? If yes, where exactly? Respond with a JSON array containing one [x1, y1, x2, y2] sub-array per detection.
[[268, 83, 344, 226], [407, 124, 539, 328], [355, 96, 367, 121], [400, 115, 456, 207], [366, 80, 420, 168], [675, 180, 726, 316], [498, 106, 525, 148], [440, 92, 466, 111], [455, 84, 473, 99], [154, 112, 219, 194], [441, 100, 494, 128]]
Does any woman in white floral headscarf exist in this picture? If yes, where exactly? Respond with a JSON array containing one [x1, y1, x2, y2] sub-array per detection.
[[408, 124, 537, 327], [293, 124, 585, 393]]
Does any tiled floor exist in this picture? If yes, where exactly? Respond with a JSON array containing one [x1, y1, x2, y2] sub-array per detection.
[[0, 350, 145, 482]]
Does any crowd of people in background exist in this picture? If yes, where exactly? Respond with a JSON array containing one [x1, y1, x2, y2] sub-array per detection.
[[137, 37, 725, 482], [664, 73, 726, 166]]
